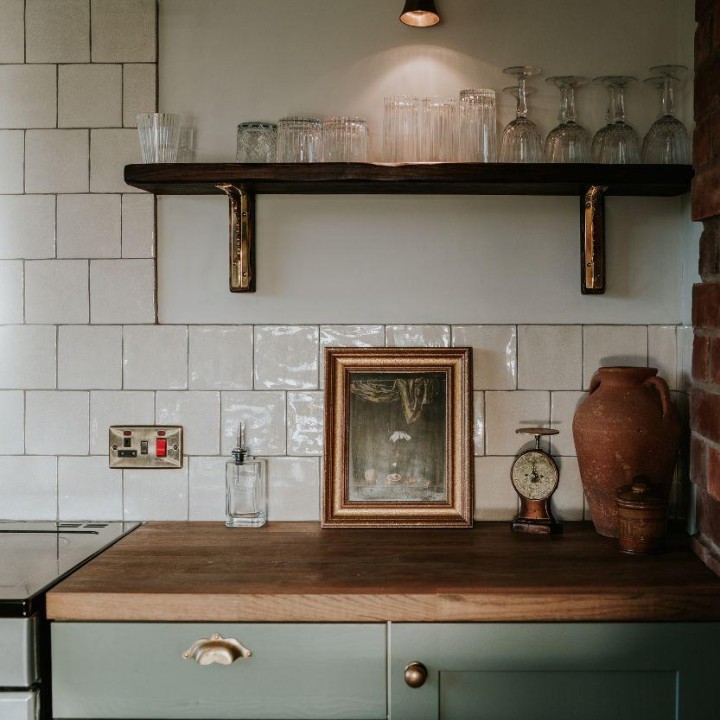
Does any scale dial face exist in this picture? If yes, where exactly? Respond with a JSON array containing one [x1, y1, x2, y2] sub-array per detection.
[[510, 450, 559, 501]]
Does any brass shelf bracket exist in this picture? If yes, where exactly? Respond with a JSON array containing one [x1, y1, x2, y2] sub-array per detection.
[[218, 183, 256, 292], [581, 184, 607, 295]]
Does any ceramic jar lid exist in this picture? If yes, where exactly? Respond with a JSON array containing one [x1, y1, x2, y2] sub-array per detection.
[[616, 480, 666, 509]]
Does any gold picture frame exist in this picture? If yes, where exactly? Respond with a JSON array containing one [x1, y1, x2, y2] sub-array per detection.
[[322, 347, 473, 528]]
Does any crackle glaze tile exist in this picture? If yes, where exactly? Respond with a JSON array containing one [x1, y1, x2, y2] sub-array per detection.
[[189, 457, 226, 521], [549, 391, 587, 456], [473, 456, 518, 521], [221, 391, 286, 456], [319, 325, 384, 387], [124, 467, 188, 520], [583, 326, 648, 389], [0, 456, 57, 520], [90, 390, 154, 454], [189, 326, 253, 390], [266, 457, 320, 521], [648, 325, 678, 391], [156, 391, 220, 456], [58, 456, 122, 520], [485, 391, 551, 456], [254, 326, 318, 390], [386, 325, 450, 347], [518, 325, 582, 390], [26, 391, 89, 455], [287, 392, 323, 456], [452, 325, 517, 390]]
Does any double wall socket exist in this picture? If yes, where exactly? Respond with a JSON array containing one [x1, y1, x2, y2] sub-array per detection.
[[109, 426, 183, 469]]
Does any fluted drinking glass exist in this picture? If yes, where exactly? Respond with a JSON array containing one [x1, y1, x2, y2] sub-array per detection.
[[591, 76, 640, 164], [500, 66, 543, 163], [458, 89, 496, 162], [544, 76, 590, 163]]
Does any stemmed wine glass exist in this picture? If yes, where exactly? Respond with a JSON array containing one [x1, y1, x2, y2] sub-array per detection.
[[500, 66, 543, 163], [641, 65, 690, 164], [591, 76, 640, 163], [544, 76, 591, 163]]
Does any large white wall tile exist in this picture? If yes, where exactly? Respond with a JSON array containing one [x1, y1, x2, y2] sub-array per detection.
[[0, 391, 24, 454], [121, 194, 155, 258], [0, 195, 55, 259], [123, 326, 187, 390], [267, 457, 320, 521], [221, 391, 286, 455], [386, 325, 450, 347], [453, 325, 517, 390], [518, 325, 582, 390], [319, 325, 384, 387], [189, 326, 253, 390], [124, 467, 189, 521], [0, 65, 56, 128], [0, 0, 24, 63], [59, 64, 122, 128], [287, 391, 323, 456], [677, 325, 693, 393], [648, 325, 678, 390], [473, 391, 484, 456], [549, 390, 586, 456], [25, 260, 89, 324], [553, 456, 584, 522], [156, 391, 220, 455], [485, 391, 551, 456], [25, 130, 89, 193], [473, 456, 518, 521], [58, 325, 122, 389], [583, 325, 648, 388], [90, 259, 155, 323], [0, 326, 56, 389], [0, 260, 23, 323], [0, 131, 24, 193], [90, 129, 142, 193], [189, 456, 226, 521], [58, 456, 122, 520], [57, 194, 121, 258], [91, 0, 157, 63], [254, 326, 319, 390], [26, 390, 88, 454], [123, 64, 157, 127], [26, 0, 89, 63], [0, 456, 57, 520], [90, 390, 154, 454]]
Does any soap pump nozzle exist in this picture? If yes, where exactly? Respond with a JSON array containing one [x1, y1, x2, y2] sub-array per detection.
[[232, 424, 248, 465]]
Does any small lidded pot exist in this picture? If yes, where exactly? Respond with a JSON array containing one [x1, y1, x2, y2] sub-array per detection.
[[616, 479, 667, 554]]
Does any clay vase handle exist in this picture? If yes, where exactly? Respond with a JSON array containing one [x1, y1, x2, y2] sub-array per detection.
[[588, 372, 602, 395], [643, 375, 672, 418]]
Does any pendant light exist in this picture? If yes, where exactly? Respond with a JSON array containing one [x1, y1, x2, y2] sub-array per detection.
[[400, 0, 440, 27]]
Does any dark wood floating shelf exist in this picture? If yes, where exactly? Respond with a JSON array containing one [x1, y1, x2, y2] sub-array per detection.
[[124, 162, 693, 295]]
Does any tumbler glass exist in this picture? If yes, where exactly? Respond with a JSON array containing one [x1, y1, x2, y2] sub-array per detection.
[[499, 66, 543, 163], [458, 89, 496, 162], [418, 97, 457, 162], [383, 96, 419, 162], [236, 122, 277, 163], [322, 117, 368, 162], [136, 113, 182, 163], [276, 117, 322, 162]]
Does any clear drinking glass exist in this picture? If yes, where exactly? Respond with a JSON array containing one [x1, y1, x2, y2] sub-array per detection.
[[418, 97, 457, 162], [641, 65, 690, 164], [458, 89, 496, 162], [177, 125, 195, 163], [591, 76, 640, 164], [276, 117, 322, 163], [499, 66, 544, 163], [544, 76, 591, 163], [383, 96, 419, 162], [136, 113, 182, 163], [322, 116, 369, 162], [236, 122, 277, 163]]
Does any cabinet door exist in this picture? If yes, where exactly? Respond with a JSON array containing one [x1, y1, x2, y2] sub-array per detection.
[[391, 623, 720, 720]]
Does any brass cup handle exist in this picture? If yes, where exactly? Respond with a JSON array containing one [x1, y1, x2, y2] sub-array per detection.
[[404, 661, 428, 688], [182, 634, 253, 666]]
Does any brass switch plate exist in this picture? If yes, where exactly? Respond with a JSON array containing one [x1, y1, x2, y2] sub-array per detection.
[[109, 426, 183, 469]]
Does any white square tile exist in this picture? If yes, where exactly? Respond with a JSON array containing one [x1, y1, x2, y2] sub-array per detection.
[[90, 390, 154, 454], [0, 131, 24, 193], [90, 129, 142, 193], [485, 391, 551, 456], [123, 326, 187, 390], [121, 194, 155, 258], [518, 325, 582, 390], [25, 130, 89, 193], [0, 456, 57, 520], [58, 456, 122, 520], [0, 0, 24, 63], [25, 260, 89, 324], [90, 259, 155, 324], [553, 456, 584, 521], [287, 392, 323, 456], [267, 457, 320, 521], [0, 260, 23, 323], [189, 326, 253, 390], [57, 194, 121, 258], [221, 391, 286, 456], [319, 325, 384, 387], [58, 325, 122, 389], [0, 325, 56, 389], [124, 467, 189, 521], [648, 325, 678, 391], [254, 326, 319, 390], [91, 0, 156, 63], [0, 65, 56, 128], [0, 391, 24, 453], [473, 391, 484, 456], [123, 64, 156, 127], [386, 325, 450, 347], [26, 390, 89, 454], [549, 391, 587, 456], [189, 456, 226, 521], [583, 326, 648, 388], [156, 391, 220, 456], [26, 0, 89, 63], [677, 325, 694, 393], [452, 325, 517, 390], [473, 456, 518, 521], [59, 64, 122, 129], [0, 195, 56, 259]]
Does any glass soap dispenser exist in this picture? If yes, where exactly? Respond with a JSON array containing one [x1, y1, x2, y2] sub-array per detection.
[[225, 424, 267, 528]]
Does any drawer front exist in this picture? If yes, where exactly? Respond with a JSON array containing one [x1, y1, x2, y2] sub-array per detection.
[[0, 691, 39, 720], [52, 623, 386, 719], [0, 618, 37, 687]]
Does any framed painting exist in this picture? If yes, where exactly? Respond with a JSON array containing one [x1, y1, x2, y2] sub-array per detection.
[[322, 347, 473, 527]]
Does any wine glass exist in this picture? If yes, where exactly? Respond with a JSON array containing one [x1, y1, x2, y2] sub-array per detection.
[[544, 76, 591, 163], [641, 65, 690, 164], [591, 76, 640, 164], [500, 66, 543, 163]]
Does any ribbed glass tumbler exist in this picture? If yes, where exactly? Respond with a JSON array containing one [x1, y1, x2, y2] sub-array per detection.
[[276, 117, 322, 163], [236, 122, 277, 163], [137, 113, 182, 163], [322, 117, 368, 161], [418, 97, 457, 162], [383, 96, 419, 162], [458, 89, 497, 162]]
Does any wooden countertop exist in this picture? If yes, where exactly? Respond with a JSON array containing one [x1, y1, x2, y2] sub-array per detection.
[[46, 522, 720, 623]]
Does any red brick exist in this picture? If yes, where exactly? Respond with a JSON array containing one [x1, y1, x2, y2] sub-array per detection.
[[697, 0, 716, 22], [692, 283, 720, 328], [691, 433, 708, 486], [696, 486, 720, 543], [700, 218, 720, 279], [694, 55, 720, 120], [692, 165, 720, 220], [693, 333, 711, 382], [708, 443, 720, 500], [694, 117, 711, 167], [690, 386, 720, 443], [698, 17, 714, 68], [712, 337, 720, 385]]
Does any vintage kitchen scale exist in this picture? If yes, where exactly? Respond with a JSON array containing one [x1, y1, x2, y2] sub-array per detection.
[[510, 427, 562, 535]]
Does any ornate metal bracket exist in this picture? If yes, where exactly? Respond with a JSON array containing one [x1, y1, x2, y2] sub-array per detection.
[[581, 185, 607, 295], [217, 183, 255, 293]]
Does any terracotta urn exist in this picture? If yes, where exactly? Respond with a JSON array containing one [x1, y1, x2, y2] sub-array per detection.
[[572, 366, 680, 538]]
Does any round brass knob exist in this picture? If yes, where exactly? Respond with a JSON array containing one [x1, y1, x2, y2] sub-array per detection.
[[404, 661, 428, 688]]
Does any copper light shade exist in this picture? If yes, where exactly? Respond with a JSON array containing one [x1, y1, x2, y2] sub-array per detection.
[[400, 0, 440, 27]]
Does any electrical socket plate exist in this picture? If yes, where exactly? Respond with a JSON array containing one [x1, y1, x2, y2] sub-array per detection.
[[109, 426, 183, 469]]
